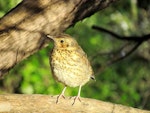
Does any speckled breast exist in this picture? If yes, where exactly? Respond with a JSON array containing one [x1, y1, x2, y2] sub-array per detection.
[[50, 49, 91, 87]]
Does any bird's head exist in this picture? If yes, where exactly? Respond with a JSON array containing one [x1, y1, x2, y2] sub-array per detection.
[[47, 34, 79, 49]]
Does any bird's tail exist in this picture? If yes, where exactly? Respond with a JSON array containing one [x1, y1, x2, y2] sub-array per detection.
[[90, 75, 96, 81]]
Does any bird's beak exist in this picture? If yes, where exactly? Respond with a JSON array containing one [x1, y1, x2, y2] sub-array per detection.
[[47, 35, 54, 40]]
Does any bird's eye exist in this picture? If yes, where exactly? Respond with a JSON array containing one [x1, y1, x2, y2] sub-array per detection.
[[60, 40, 64, 43]]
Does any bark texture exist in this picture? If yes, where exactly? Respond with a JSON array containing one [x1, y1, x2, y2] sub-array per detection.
[[0, 94, 149, 113], [0, 0, 117, 77]]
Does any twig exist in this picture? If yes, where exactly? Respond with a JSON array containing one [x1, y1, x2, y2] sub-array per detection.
[[91, 25, 150, 74], [92, 25, 150, 42]]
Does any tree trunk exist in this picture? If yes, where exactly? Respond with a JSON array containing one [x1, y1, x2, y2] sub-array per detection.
[[0, 0, 117, 77], [0, 94, 149, 113]]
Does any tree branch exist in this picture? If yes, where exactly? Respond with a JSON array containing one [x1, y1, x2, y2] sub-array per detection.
[[0, 94, 149, 113], [0, 0, 118, 77], [92, 25, 150, 42], [106, 42, 142, 65], [91, 25, 150, 73]]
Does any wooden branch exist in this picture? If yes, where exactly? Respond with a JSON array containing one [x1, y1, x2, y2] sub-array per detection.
[[0, 0, 117, 77], [0, 94, 149, 113], [92, 26, 150, 42]]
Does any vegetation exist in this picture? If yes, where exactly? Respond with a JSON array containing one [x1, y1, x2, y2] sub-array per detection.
[[0, 0, 149, 110]]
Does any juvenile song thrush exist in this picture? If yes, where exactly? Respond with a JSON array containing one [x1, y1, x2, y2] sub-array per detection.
[[47, 34, 95, 105]]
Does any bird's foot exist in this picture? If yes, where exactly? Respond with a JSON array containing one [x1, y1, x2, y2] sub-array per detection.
[[56, 87, 67, 104], [72, 96, 81, 105], [56, 94, 65, 104]]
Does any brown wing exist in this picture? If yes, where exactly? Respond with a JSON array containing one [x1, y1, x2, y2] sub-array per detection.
[[76, 46, 95, 80]]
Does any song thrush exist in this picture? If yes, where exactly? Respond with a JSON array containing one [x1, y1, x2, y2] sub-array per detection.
[[47, 34, 95, 105]]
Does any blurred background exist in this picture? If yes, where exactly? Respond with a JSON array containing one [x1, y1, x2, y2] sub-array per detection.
[[0, 0, 150, 110]]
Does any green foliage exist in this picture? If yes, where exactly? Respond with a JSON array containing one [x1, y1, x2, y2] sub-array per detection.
[[0, 0, 21, 17], [0, 0, 150, 110]]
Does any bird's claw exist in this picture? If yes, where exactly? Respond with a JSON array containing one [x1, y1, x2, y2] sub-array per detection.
[[72, 96, 81, 105], [56, 94, 65, 104]]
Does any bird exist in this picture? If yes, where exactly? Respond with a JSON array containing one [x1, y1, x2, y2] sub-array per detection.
[[47, 34, 95, 105]]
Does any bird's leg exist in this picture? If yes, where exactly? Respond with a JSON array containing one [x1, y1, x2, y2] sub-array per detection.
[[72, 85, 82, 105], [56, 86, 67, 104]]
